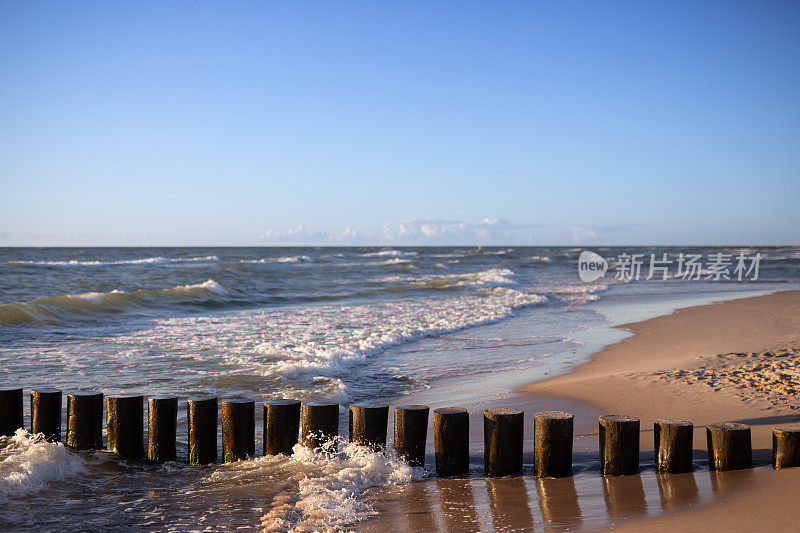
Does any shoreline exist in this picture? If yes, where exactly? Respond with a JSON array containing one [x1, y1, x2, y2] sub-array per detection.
[[521, 289, 800, 530]]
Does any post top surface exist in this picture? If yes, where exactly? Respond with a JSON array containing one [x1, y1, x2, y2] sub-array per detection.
[[654, 418, 692, 427], [187, 396, 217, 403], [484, 408, 523, 418], [395, 404, 429, 412], [221, 398, 254, 404], [773, 423, 800, 433], [600, 414, 639, 423], [148, 396, 178, 402], [707, 422, 750, 431], [0, 388, 23, 393], [106, 394, 144, 400], [302, 402, 338, 408], [434, 407, 468, 415], [67, 391, 103, 398], [31, 388, 62, 394], [535, 410, 574, 420]]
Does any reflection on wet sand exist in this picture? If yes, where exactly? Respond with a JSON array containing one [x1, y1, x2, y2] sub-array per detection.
[[709, 468, 756, 495], [657, 472, 699, 511], [602, 474, 648, 518], [486, 477, 535, 532], [536, 476, 582, 530], [437, 478, 480, 532]]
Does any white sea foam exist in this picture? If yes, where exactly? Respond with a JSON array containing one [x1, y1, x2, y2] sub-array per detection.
[[7, 256, 219, 267], [242, 256, 314, 264], [113, 282, 546, 399], [202, 439, 423, 532], [0, 430, 87, 503], [361, 250, 417, 258]]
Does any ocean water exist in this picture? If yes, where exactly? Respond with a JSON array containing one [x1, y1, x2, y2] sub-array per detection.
[[1, 246, 799, 531]]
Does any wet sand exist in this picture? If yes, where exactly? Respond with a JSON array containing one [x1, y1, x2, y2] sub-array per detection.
[[361, 290, 800, 531]]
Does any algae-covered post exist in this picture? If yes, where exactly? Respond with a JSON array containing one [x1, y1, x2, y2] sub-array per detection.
[[773, 424, 800, 469], [106, 395, 145, 459], [654, 419, 693, 474], [66, 392, 103, 450], [300, 402, 339, 451], [534, 411, 574, 478], [188, 397, 218, 465], [148, 396, 178, 463], [221, 398, 255, 462], [0, 387, 23, 437], [263, 399, 301, 456], [707, 422, 752, 471], [434, 407, 469, 476], [599, 415, 640, 476], [349, 403, 389, 451], [30, 388, 62, 442], [484, 408, 523, 476], [394, 404, 429, 467]]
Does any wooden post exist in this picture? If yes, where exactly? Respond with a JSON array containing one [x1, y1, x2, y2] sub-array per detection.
[[773, 424, 800, 469], [434, 407, 469, 476], [654, 419, 693, 473], [706, 422, 751, 471], [30, 388, 62, 442], [221, 398, 255, 462], [484, 408, 523, 476], [599, 415, 639, 475], [66, 392, 103, 449], [263, 399, 301, 456], [534, 411, 573, 478], [394, 405, 429, 466], [349, 403, 389, 450], [147, 397, 177, 463], [188, 397, 217, 465], [300, 402, 339, 451], [0, 388, 23, 437], [106, 395, 144, 459]]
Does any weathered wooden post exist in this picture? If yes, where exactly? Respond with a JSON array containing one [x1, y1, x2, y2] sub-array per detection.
[[434, 407, 469, 476], [147, 396, 177, 463], [66, 392, 103, 449], [188, 397, 217, 464], [0, 388, 23, 437], [484, 408, 523, 476], [349, 403, 389, 450], [599, 415, 639, 475], [394, 404, 429, 466], [534, 411, 573, 478], [300, 402, 339, 451], [263, 399, 301, 456], [654, 419, 693, 473], [30, 388, 62, 442], [773, 424, 800, 469], [221, 398, 255, 462], [706, 422, 752, 471], [106, 395, 144, 459]]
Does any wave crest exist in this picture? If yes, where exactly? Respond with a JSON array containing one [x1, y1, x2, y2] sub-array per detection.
[[0, 280, 227, 327]]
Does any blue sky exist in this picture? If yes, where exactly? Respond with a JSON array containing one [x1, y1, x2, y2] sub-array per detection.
[[1, 1, 798, 246]]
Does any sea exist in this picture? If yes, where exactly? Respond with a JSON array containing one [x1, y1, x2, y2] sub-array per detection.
[[1, 246, 799, 531]]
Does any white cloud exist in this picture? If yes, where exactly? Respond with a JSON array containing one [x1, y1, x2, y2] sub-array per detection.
[[571, 224, 642, 244]]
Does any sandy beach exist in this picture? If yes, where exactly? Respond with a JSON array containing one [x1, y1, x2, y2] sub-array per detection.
[[523, 289, 800, 531], [361, 289, 800, 531]]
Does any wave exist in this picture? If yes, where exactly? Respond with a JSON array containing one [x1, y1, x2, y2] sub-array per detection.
[[0, 430, 87, 504], [241, 256, 314, 264], [117, 285, 547, 401], [0, 280, 227, 327], [360, 250, 417, 258], [204, 439, 422, 532], [4, 256, 219, 267]]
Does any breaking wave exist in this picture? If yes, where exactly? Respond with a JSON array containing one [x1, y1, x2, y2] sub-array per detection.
[[0, 280, 227, 327], [5, 256, 219, 267]]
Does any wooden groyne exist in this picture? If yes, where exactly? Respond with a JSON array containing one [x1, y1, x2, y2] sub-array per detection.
[[0, 387, 791, 475]]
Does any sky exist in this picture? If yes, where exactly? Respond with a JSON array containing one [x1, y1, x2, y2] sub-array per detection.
[[1, 1, 799, 246]]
